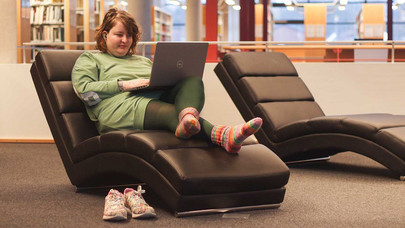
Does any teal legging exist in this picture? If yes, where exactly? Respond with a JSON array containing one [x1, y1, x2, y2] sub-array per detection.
[[143, 76, 213, 140]]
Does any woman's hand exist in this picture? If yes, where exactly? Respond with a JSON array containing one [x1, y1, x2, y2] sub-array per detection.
[[121, 78, 150, 91]]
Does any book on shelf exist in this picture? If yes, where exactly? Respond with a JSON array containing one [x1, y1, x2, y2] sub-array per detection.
[[30, 5, 64, 25], [30, 0, 63, 4], [152, 7, 172, 42], [30, 0, 65, 43], [30, 0, 64, 5], [31, 25, 64, 42], [95, 0, 101, 14]]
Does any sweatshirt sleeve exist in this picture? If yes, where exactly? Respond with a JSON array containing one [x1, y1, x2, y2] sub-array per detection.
[[71, 52, 120, 106]]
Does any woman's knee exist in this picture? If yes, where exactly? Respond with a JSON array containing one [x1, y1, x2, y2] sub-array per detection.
[[181, 76, 204, 88]]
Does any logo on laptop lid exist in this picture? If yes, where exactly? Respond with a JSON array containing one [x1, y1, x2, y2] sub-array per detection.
[[176, 60, 184, 69]]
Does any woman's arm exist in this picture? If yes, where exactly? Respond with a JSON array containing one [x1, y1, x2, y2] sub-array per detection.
[[72, 52, 121, 106], [119, 78, 150, 91], [119, 56, 151, 91]]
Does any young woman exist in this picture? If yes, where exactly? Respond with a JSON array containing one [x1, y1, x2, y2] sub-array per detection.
[[72, 8, 262, 153], [72, 7, 263, 221], [72, 7, 262, 154]]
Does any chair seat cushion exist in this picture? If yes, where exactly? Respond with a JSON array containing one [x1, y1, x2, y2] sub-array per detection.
[[376, 127, 405, 161], [73, 130, 289, 195], [274, 113, 405, 160], [153, 144, 290, 195], [72, 130, 212, 164]]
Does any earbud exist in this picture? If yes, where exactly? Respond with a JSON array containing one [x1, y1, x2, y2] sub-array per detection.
[[104, 34, 107, 39]]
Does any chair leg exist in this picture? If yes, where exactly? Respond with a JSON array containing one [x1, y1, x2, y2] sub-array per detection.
[[175, 203, 281, 217], [285, 156, 331, 165]]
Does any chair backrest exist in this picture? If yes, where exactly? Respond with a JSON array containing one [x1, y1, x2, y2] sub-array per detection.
[[215, 52, 325, 143], [30, 50, 99, 173]]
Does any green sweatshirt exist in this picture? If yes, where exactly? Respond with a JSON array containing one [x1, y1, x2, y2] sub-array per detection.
[[71, 52, 162, 133]]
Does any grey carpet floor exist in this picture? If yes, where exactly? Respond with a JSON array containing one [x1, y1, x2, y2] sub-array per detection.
[[1, 143, 405, 227]]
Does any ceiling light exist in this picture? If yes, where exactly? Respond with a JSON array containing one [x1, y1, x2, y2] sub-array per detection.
[[168, 0, 180, 6], [233, 5, 241, 10]]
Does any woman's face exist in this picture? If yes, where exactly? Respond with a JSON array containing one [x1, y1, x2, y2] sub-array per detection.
[[104, 21, 133, 57]]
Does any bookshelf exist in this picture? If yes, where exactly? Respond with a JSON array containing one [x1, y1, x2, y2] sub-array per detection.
[[95, 0, 110, 28], [76, 0, 95, 49], [18, 0, 31, 63], [76, 2, 83, 47], [151, 7, 172, 41], [29, 0, 77, 45], [30, 0, 64, 42], [96, 0, 112, 28]]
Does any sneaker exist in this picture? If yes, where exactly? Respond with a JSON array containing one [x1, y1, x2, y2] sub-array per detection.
[[103, 189, 129, 221], [124, 185, 157, 219]]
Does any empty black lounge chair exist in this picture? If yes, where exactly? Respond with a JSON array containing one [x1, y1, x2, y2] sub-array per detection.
[[214, 51, 405, 180], [29, 50, 290, 216]]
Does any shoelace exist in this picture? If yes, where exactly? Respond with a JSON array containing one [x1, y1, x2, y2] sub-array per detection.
[[135, 185, 146, 195], [128, 186, 147, 205]]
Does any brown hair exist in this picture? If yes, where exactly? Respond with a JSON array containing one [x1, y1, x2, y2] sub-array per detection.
[[95, 8, 141, 55]]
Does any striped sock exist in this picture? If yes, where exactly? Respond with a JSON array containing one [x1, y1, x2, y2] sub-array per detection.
[[211, 117, 263, 153], [175, 107, 201, 139]]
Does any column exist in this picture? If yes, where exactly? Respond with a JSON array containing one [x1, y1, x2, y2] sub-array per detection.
[[263, 0, 268, 41], [186, 0, 202, 41], [222, 10, 229, 41], [205, 0, 218, 61], [388, 0, 393, 40], [240, 0, 255, 41], [127, 0, 152, 56], [127, 0, 152, 42], [0, 0, 17, 63], [228, 6, 240, 41]]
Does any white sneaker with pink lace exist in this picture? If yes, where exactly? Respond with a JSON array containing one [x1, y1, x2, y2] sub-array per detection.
[[124, 186, 157, 219], [102, 189, 129, 221]]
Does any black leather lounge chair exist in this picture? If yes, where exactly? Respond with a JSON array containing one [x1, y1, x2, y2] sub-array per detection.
[[30, 50, 290, 217], [214, 51, 405, 180]]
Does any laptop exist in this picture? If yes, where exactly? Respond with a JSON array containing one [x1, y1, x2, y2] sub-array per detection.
[[131, 42, 209, 91]]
